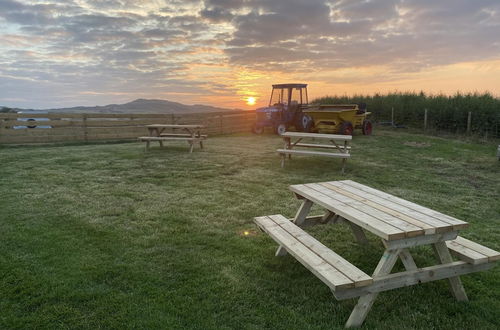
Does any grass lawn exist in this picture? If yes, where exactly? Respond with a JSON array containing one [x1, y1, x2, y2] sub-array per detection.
[[1, 130, 499, 329]]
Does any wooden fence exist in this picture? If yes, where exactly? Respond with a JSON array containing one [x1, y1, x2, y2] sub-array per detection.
[[0, 111, 255, 144]]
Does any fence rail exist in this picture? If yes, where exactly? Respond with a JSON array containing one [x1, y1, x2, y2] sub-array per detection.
[[0, 111, 255, 144]]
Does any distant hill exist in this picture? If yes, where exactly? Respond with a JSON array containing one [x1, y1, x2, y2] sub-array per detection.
[[2, 99, 243, 114], [46, 99, 242, 114]]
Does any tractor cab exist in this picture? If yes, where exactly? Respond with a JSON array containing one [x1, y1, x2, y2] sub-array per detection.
[[253, 83, 310, 135]]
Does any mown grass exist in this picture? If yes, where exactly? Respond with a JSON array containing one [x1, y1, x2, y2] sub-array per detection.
[[1, 129, 499, 329]]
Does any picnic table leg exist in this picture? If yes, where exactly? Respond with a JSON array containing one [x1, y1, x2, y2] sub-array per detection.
[[280, 153, 286, 168], [286, 137, 291, 159], [348, 222, 368, 245], [320, 210, 336, 224], [159, 128, 164, 147], [345, 249, 400, 328], [433, 241, 468, 301], [342, 140, 349, 174], [275, 200, 313, 256], [399, 249, 417, 270], [197, 130, 204, 149], [187, 128, 195, 153]]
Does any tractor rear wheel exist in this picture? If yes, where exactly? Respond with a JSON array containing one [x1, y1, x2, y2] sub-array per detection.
[[297, 114, 313, 132], [340, 121, 354, 135], [252, 124, 264, 134], [295, 113, 312, 132], [275, 123, 287, 135], [362, 120, 373, 135]]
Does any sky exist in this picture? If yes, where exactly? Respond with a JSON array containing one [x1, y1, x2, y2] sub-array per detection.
[[1, 0, 500, 110]]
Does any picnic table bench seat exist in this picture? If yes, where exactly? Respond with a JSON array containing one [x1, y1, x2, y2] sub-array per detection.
[[138, 136, 202, 142], [294, 143, 351, 150], [159, 133, 208, 138], [276, 148, 351, 158], [446, 236, 500, 265], [254, 214, 373, 290]]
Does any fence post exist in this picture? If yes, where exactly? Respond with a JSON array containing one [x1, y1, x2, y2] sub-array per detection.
[[219, 115, 223, 134], [391, 107, 394, 126], [82, 114, 88, 143], [424, 108, 428, 131], [0, 116, 4, 143], [467, 111, 472, 135]]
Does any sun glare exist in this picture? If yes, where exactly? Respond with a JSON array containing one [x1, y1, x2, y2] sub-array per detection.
[[246, 97, 256, 106]]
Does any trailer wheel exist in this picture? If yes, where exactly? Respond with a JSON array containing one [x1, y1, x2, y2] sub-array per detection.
[[340, 121, 354, 135], [252, 124, 264, 134], [275, 123, 287, 135], [362, 120, 373, 135]]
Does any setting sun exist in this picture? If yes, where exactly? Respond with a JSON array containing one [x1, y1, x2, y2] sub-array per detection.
[[246, 97, 256, 106]]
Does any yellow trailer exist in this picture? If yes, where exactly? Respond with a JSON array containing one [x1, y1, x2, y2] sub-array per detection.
[[302, 104, 372, 135]]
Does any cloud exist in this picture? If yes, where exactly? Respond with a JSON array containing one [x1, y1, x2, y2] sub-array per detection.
[[0, 0, 499, 108], [221, 0, 500, 74]]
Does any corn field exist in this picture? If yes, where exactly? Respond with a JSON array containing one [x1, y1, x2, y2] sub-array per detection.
[[314, 92, 500, 139]]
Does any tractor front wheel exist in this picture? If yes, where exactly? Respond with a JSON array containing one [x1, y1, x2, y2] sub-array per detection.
[[252, 124, 264, 134], [275, 123, 287, 135], [340, 121, 354, 135], [362, 120, 373, 135]]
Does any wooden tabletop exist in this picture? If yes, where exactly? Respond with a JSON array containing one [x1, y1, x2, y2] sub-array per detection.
[[290, 180, 468, 241], [281, 132, 352, 140], [146, 124, 204, 129]]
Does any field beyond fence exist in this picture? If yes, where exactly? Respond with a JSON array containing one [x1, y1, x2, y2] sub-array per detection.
[[0, 111, 254, 144], [315, 92, 500, 139]]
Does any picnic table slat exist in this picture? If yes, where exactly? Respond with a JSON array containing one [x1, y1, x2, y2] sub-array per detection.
[[321, 182, 437, 234], [280, 131, 352, 140], [270, 215, 373, 287], [341, 180, 468, 230], [146, 124, 204, 129], [254, 215, 355, 290], [311, 183, 425, 237], [329, 181, 457, 233], [290, 184, 406, 240]]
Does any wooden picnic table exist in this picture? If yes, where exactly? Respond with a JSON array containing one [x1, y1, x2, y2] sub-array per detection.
[[254, 180, 499, 327], [277, 132, 351, 173], [138, 124, 206, 153]]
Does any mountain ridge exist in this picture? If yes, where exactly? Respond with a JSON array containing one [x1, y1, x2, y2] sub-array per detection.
[[1, 99, 244, 114]]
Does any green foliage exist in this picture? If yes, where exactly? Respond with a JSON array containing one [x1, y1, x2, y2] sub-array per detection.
[[314, 92, 500, 137], [0, 106, 15, 113], [0, 132, 499, 329]]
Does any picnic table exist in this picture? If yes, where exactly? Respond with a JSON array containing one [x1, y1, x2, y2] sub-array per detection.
[[254, 180, 499, 327], [138, 124, 206, 153], [277, 132, 351, 173]]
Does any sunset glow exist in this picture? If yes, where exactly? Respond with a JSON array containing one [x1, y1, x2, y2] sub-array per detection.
[[0, 1, 499, 109], [246, 97, 256, 106]]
